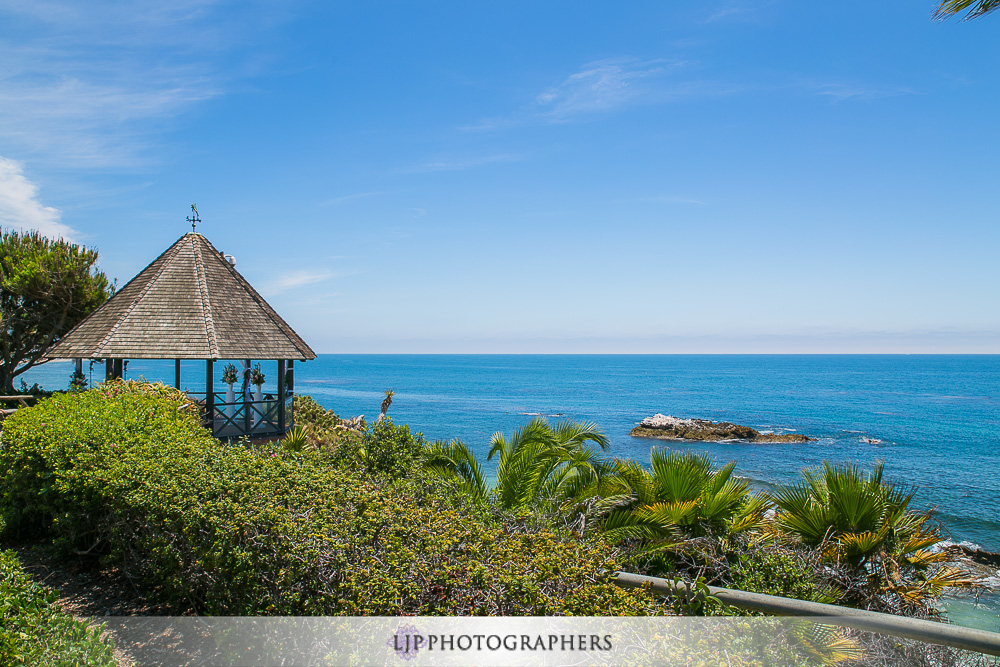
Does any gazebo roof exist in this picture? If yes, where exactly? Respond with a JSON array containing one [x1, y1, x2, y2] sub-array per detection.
[[46, 233, 316, 361]]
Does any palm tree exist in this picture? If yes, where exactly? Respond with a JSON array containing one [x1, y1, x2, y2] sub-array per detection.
[[423, 439, 487, 501], [421, 417, 613, 511], [934, 0, 1000, 19], [488, 417, 611, 509], [377, 389, 394, 423], [770, 462, 977, 608], [602, 450, 769, 544]]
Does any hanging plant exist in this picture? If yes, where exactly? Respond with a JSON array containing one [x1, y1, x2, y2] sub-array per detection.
[[250, 363, 266, 388], [221, 363, 238, 385]]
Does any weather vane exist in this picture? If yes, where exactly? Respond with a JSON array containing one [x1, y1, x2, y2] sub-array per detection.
[[187, 204, 201, 232]]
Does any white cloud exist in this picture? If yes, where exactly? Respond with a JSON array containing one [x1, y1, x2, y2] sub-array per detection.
[[534, 58, 682, 121], [813, 83, 915, 102], [462, 57, 710, 131], [0, 156, 76, 239], [262, 269, 334, 296], [0, 0, 280, 167]]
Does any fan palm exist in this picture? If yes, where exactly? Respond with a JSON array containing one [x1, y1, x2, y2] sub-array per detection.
[[770, 462, 978, 606], [771, 462, 914, 560], [602, 450, 769, 544]]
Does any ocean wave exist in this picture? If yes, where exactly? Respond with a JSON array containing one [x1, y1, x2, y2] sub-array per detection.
[[935, 539, 985, 552]]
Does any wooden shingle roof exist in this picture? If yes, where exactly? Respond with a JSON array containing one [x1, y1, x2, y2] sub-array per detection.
[[45, 233, 316, 361]]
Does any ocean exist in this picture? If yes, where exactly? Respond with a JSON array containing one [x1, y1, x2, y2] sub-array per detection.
[[20, 354, 1000, 626]]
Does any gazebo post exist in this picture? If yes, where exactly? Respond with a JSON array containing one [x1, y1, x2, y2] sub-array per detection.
[[175, 360, 181, 389], [206, 359, 215, 435], [243, 358, 251, 435], [277, 359, 286, 433]]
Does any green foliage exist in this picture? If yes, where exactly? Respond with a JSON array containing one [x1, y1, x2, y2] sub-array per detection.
[[727, 542, 838, 604], [423, 439, 487, 501], [662, 576, 721, 616], [281, 425, 309, 452], [603, 450, 769, 546], [357, 417, 426, 475], [0, 550, 115, 666], [0, 386, 658, 616], [424, 418, 619, 514], [770, 462, 977, 612], [488, 417, 613, 509], [0, 229, 113, 392], [291, 394, 361, 451]]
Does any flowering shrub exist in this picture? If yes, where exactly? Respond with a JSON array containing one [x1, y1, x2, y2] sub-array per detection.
[[0, 386, 659, 616]]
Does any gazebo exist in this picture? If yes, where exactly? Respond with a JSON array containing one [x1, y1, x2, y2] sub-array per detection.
[[44, 232, 316, 439]]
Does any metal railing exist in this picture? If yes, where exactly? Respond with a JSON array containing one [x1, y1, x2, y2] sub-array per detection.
[[613, 572, 1000, 657]]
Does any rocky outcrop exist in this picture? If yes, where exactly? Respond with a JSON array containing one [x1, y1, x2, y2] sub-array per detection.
[[630, 414, 813, 443]]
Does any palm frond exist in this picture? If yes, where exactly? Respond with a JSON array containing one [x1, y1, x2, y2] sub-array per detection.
[[934, 0, 1000, 20], [649, 448, 712, 503], [422, 439, 487, 501]]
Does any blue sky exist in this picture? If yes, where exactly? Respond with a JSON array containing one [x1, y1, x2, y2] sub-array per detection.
[[1, 1, 997, 353]]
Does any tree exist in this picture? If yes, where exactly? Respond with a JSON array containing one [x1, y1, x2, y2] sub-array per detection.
[[934, 0, 1000, 19], [422, 417, 613, 510], [770, 462, 977, 612], [602, 450, 769, 544], [0, 230, 112, 392], [377, 389, 394, 423]]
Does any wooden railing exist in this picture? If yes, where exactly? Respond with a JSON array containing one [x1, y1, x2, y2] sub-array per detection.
[[0, 394, 39, 421], [187, 393, 293, 439]]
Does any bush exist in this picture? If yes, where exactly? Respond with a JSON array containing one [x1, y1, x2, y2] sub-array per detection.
[[0, 549, 115, 666], [291, 394, 362, 452], [725, 540, 838, 604], [360, 417, 426, 475], [0, 385, 659, 616]]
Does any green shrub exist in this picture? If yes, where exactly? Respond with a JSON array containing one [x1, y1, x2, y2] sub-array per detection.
[[360, 417, 426, 475], [0, 385, 659, 616], [726, 542, 838, 604], [0, 550, 115, 666], [292, 394, 344, 447]]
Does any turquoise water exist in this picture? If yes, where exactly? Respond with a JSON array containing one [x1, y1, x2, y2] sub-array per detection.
[[21, 354, 1000, 627]]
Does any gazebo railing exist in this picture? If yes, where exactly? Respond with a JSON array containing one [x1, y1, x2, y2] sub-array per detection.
[[188, 392, 293, 439]]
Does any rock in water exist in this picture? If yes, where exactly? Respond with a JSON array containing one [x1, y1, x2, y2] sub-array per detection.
[[630, 414, 813, 443]]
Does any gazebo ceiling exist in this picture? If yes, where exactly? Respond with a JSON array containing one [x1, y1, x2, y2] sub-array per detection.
[[45, 233, 317, 361]]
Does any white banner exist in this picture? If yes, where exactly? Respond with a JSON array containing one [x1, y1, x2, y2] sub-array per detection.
[[96, 616, 865, 666]]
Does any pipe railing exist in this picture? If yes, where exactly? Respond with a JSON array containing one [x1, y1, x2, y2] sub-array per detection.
[[613, 571, 1000, 657]]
